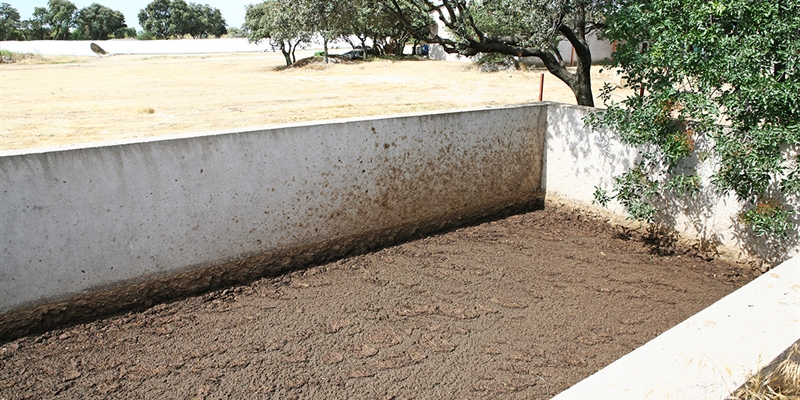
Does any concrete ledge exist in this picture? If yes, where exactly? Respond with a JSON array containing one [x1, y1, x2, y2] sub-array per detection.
[[552, 255, 800, 400]]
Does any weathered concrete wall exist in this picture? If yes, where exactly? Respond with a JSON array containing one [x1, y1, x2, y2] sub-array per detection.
[[0, 106, 547, 322], [543, 103, 800, 261], [2, 102, 797, 340]]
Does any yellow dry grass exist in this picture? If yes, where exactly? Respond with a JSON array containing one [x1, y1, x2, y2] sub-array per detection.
[[0, 51, 631, 151], [731, 343, 800, 400]]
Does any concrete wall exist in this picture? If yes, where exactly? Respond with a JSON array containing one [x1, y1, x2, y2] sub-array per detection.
[[2, 102, 797, 339], [0, 106, 547, 321], [544, 103, 800, 262], [0, 38, 272, 56]]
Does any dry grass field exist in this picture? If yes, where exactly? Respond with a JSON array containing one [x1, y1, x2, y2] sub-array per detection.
[[0, 51, 631, 151]]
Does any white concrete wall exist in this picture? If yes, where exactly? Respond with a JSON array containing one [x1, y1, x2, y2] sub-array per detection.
[[0, 38, 272, 56], [544, 103, 800, 260], [556, 33, 614, 65], [0, 106, 547, 315], [552, 255, 800, 400], [1, 102, 797, 332]]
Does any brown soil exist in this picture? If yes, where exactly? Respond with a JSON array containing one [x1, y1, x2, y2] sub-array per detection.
[[0, 205, 756, 399], [0, 52, 632, 151]]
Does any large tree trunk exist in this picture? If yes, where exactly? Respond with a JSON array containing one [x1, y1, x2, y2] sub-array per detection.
[[570, 46, 594, 106], [280, 41, 292, 66], [359, 37, 368, 60], [323, 37, 330, 64]]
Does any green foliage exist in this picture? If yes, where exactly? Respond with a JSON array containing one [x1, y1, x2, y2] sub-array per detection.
[[593, 166, 660, 223], [44, 0, 77, 40], [136, 29, 154, 40], [76, 3, 126, 40], [476, 52, 510, 64], [113, 27, 136, 39], [0, 2, 23, 40], [16, 0, 77, 40], [139, 0, 225, 39], [184, 3, 226, 38], [739, 199, 795, 239], [592, 0, 800, 242], [138, 0, 173, 39], [20, 7, 50, 40], [223, 27, 245, 38], [244, 0, 312, 65]]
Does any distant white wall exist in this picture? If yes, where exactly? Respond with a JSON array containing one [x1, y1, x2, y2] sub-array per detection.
[[0, 105, 547, 315], [0, 38, 272, 56], [556, 33, 614, 65]]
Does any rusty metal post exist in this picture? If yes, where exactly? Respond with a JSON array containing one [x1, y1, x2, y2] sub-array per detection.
[[539, 73, 544, 101]]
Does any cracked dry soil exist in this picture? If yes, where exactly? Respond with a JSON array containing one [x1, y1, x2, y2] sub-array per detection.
[[0, 208, 756, 399]]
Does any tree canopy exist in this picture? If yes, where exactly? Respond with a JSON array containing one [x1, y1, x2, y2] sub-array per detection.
[[384, 0, 615, 106], [243, 0, 433, 65], [1, 1, 136, 41], [75, 3, 126, 40], [0, 2, 22, 40], [244, 0, 312, 65], [591, 0, 800, 250], [139, 0, 226, 39]]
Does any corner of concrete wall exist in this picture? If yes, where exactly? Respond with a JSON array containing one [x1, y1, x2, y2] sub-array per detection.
[[541, 103, 800, 264]]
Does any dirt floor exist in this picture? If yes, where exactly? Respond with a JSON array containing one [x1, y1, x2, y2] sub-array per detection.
[[0, 51, 632, 151], [0, 206, 756, 399]]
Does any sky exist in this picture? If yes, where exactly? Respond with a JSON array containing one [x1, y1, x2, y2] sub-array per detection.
[[10, 0, 253, 31]]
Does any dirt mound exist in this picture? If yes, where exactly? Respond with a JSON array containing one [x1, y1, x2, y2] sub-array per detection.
[[285, 55, 357, 69]]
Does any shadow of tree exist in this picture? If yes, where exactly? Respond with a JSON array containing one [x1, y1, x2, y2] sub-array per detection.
[[550, 104, 800, 266]]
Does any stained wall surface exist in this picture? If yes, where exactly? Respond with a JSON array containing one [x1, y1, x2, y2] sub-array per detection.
[[0, 106, 547, 315]]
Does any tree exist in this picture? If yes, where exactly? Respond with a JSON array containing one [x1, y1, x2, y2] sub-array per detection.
[[244, 0, 312, 66], [20, 7, 50, 40], [590, 0, 800, 250], [385, 0, 614, 106], [44, 0, 77, 40], [138, 0, 186, 39], [113, 27, 137, 38], [139, 0, 226, 39], [372, 1, 432, 56], [185, 3, 227, 39], [302, 0, 352, 63], [0, 3, 22, 40], [76, 3, 126, 40]]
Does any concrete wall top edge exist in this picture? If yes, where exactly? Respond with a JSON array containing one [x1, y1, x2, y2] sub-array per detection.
[[0, 103, 550, 157]]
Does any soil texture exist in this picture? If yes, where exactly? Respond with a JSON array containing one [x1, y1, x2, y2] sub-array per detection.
[[0, 207, 755, 399]]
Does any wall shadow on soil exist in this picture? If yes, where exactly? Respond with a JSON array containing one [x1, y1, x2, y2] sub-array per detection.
[[0, 195, 544, 344]]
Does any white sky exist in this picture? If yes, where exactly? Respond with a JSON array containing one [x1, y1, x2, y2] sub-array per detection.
[[9, 0, 253, 31]]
